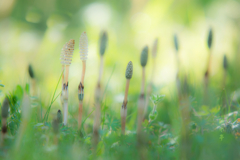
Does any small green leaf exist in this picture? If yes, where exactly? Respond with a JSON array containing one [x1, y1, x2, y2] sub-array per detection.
[[25, 83, 30, 94], [210, 106, 220, 114], [142, 119, 148, 127], [150, 94, 165, 105], [15, 85, 23, 100]]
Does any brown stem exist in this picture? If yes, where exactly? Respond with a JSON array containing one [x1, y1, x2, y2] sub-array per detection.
[[140, 67, 145, 94], [93, 84, 101, 146], [121, 79, 130, 135], [78, 102, 83, 130], [65, 65, 70, 84], [54, 135, 58, 145], [62, 65, 64, 86], [137, 94, 145, 135], [98, 56, 104, 84], [124, 80, 130, 104], [204, 49, 212, 104], [81, 61, 86, 85]]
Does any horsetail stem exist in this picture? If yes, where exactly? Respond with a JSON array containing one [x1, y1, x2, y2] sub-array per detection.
[[57, 110, 63, 124], [174, 34, 179, 52], [93, 31, 108, 147], [137, 46, 148, 136], [78, 82, 84, 130], [121, 61, 133, 135], [78, 32, 88, 130], [52, 118, 59, 145], [204, 28, 213, 104], [60, 39, 75, 126], [146, 39, 159, 117], [1, 97, 9, 146], [15, 95, 31, 150]]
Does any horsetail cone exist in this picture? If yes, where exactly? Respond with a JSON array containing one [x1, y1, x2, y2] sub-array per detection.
[[174, 34, 179, 52], [28, 64, 34, 79], [152, 38, 158, 58], [79, 32, 88, 60], [223, 54, 228, 70], [207, 28, 213, 49], [60, 39, 75, 65], [125, 61, 133, 79], [99, 31, 108, 56], [140, 46, 148, 67], [1, 98, 9, 119], [57, 110, 63, 123]]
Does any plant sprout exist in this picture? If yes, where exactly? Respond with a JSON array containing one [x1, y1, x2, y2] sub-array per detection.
[[148, 94, 165, 122], [121, 61, 133, 135]]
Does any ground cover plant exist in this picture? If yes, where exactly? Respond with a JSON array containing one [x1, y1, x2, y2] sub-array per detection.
[[1, 0, 240, 160]]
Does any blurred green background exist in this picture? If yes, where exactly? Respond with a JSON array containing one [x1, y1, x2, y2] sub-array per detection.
[[0, 0, 240, 121]]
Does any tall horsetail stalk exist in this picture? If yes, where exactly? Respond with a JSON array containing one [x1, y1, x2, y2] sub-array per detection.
[[121, 61, 133, 135], [204, 28, 213, 104], [179, 77, 191, 160], [60, 39, 75, 126], [137, 46, 148, 136], [222, 54, 228, 89], [145, 39, 158, 116], [28, 64, 40, 120], [222, 54, 228, 113], [78, 32, 88, 130], [1, 97, 9, 146], [93, 31, 108, 146], [174, 34, 181, 98], [15, 95, 31, 150], [52, 110, 62, 145]]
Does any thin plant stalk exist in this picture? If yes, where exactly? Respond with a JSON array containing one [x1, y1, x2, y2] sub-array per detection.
[[137, 46, 148, 137], [121, 61, 133, 135], [179, 78, 191, 160], [93, 31, 108, 147], [173, 34, 181, 99], [1, 98, 9, 146], [98, 56, 104, 84], [61, 39, 75, 126], [15, 95, 31, 150], [145, 39, 158, 116], [204, 28, 213, 104], [52, 117, 60, 145], [140, 67, 145, 94], [222, 55, 228, 114], [78, 32, 88, 130]]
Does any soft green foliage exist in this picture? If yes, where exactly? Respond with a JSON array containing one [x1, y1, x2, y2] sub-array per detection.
[[150, 94, 165, 105], [1, 97, 9, 118]]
